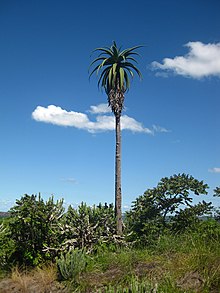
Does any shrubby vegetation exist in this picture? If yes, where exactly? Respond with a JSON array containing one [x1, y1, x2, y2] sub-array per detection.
[[213, 186, 220, 221], [0, 173, 220, 292], [0, 196, 118, 267], [7, 194, 65, 266], [62, 202, 117, 252], [125, 174, 213, 245], [56, 249, 87, 283]]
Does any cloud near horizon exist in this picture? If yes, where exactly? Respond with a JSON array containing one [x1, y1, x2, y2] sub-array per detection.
[[32, 104, 168, 134], [152, 41, 220, 79], [60, 177, 77, 184], [208, 167, 220, 173]]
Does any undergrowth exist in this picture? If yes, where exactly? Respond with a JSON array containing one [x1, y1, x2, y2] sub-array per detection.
[[67, 230, 220, 292], [0, 228, 219, 292]]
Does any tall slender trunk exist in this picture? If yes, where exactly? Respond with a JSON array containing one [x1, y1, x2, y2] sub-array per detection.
[[115, 114, 122, 235]]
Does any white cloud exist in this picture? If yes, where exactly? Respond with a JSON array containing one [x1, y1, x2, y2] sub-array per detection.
[[32, 105, 90, 128], [89, 103, 111, 114], [152, 125, 170, 133], [61, 177, 77, 184], [208, 167, 220, 173], [90, 115, 115, 132], [152, 41, 220, 79], [123, 205, 131, 210], [32, 104, 153, 134], [121, 115, 152, 133]]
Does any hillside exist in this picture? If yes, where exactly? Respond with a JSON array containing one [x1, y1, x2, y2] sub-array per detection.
[[0, 212, 10, 218]]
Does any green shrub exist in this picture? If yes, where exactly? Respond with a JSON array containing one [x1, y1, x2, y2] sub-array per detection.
[[0, 220, 15, 270], [191, 218, 220, 241], [56, 249, 87, 282], [61, 202, 118, 252], [8, 194, 65, 266]]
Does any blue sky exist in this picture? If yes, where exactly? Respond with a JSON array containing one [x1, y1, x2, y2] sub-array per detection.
[[0, 0, 220, 211]]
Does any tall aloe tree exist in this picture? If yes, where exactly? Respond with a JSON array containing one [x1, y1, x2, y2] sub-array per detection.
[[89, 41, 142, 234]]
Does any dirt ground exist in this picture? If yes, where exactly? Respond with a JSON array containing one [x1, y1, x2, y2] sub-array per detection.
[[0, 277, 68, 293]]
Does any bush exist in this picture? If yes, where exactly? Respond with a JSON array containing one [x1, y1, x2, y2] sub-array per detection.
[[8, 194, 65, 266], [0, 220, 15, 270], [190, 218, 220, 242], [61, 202, 118, 252], [56, 249, 87, 282]]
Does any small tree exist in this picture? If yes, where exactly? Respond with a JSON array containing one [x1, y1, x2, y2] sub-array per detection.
[[125, 174, 211, 244]]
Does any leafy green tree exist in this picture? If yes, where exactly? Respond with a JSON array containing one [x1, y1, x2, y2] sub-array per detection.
[[89, 41, 142, 235], [125, 174, 211, 244], [8, 194, 64, 266], [171, 200, 213, 233]]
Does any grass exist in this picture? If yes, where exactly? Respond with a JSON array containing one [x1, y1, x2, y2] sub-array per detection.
[[76, 231, 220, 292], [0, 231, 219, 292], [11, 267, 32, 293], [0, 264, 65, 293]]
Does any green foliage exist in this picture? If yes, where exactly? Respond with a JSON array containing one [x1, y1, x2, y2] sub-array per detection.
[[213, 186, 220, 221], [56, 249, 87, 282], [0, 220, 15, 270], [125, 174, 211, 244], [62, 203, 117, 252], [213, 186, 220, 197], [189, 218, 220, 242], [61, 202, 118, 253], [0, 197, 118, 267], [8, 194, 65, 266], [0, 174, 219, 292], [89, 41, 142, 95], [171, 201, 213, 233], [1, 213, 220, 292]]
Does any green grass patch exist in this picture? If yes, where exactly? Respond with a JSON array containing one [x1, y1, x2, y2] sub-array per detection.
[[72, 231, 220, 292], [0, 228, 219, 292]]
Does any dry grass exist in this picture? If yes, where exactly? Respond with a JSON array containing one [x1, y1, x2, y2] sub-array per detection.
[[0, 264, 67, 293], [11, 266, 32, 293], [34, 265, 57, 291]]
